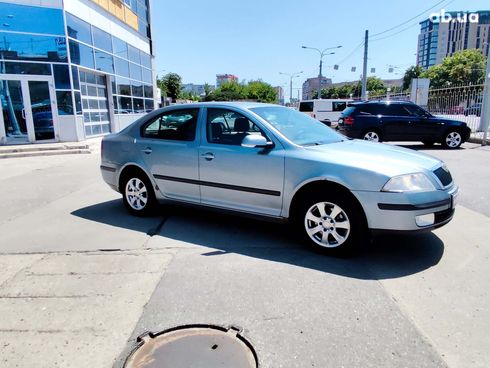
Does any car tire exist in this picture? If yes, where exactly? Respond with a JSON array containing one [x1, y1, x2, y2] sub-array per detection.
[[122, 172, 157, 216], [422, 140, 435, 147], [442, 129, 463, 149], [294, 191, 366, 256], [362, 130, 382, 142]]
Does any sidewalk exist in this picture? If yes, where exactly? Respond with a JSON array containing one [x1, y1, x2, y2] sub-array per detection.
[[0, 249, 174, 368], [0, 137, 102, 159]]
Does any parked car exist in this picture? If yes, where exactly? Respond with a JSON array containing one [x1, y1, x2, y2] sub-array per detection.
[[337, 100, 471, 149], [32, 111, 55, 140], [447, 106, 465, 115], [101, 102, 458, 255], [464, 103, 482, 117], [299, 99, 353, 127]]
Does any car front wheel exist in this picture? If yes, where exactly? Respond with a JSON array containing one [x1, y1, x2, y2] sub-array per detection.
[[296, 192, 366, 255], [442, 130, 463, 149], [122, 174, 156, 216], [363, 130, 381, 142]]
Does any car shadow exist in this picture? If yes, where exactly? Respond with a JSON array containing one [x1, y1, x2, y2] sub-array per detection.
[[71, 201, 445, 281], [394, 143, 464, 151]]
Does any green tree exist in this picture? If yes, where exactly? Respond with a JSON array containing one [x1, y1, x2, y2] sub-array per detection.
[[159, 73, 182, 101], [244, 80, 277, 103], [203, 83, 212, 99], [403, 65, 424, 90], [420, 49, 486, 88], [205, 81, 246, 101]]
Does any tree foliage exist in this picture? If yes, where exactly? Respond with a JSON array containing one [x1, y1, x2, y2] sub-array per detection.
[[159, 73, 183, 101], [204, 80, 277, 103], [312, 77, 391, 99], [420, 49, 486, 88], [403, 65, 424, 90]]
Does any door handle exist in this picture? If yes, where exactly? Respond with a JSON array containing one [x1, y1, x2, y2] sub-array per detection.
[[201, 152, 215, 161], [142, 147, 152, 154], [21, 108, 26, 120]]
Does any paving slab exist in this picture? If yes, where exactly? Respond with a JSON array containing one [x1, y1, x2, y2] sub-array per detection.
[[374, 206, 490, 368], [0, 251, 174, 368]]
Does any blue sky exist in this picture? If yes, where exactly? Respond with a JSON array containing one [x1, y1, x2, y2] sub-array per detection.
[[151, 0, 489, 98]]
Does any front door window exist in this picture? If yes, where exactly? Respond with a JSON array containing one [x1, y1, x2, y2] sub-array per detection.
[[0, 80, 29, 143]]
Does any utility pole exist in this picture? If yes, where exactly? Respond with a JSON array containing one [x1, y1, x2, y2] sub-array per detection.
[[480, 46, 490, 146], [361, 30, 369, 100]]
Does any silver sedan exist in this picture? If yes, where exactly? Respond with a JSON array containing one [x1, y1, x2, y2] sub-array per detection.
[[100, 102, 458, 255]]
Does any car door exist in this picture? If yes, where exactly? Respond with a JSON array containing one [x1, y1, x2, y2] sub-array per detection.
[[379, 104, 416, 140], [198, 107, 285, 217], [136, 107, 201, 203], [402, 104, 441, 141]]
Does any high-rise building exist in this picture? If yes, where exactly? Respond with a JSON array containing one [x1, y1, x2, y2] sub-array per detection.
[[0, 0, 157, 145], [302, 77, 332, 100], [216, 74, 238, 88], [417, 10, 490, 69], [274, 86, 284, 104]]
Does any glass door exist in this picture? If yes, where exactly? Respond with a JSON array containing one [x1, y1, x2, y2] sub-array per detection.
[[0, 79, 29, 144], [0, 76, 57, 144], [28, 80, 55, 141]]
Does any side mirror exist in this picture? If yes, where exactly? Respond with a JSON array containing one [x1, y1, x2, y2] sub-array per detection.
[[241, 135, 274, 149]]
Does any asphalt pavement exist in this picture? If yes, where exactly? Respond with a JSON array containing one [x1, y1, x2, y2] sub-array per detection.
[[0, 141, 488, 368]]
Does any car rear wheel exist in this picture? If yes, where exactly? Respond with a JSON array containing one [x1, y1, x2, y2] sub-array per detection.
[[442, 130, 463, 149], [363, 130, 381, 142], [295, 192, 366, 256], [122, 174, 156, 216]]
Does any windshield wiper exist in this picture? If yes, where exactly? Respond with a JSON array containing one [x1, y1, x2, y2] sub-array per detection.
[[302, 142, 324, 146]]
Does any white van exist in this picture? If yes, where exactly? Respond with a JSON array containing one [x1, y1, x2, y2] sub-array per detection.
[[299, 99, 353, 126]]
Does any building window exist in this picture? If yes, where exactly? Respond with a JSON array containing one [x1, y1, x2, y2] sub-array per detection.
[[66, 13, 92, 45], [0, 33, 67, 62], [92, 26, 113, 53], [69, 40, 95, 69], [0, 3, 64, 35]]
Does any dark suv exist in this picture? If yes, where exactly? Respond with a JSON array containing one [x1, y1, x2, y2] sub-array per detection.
[[337, 101, 471, 149]]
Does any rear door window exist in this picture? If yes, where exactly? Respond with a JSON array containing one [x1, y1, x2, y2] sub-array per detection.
[[357, 104, 380, 115], [141, 108, 199, 141]]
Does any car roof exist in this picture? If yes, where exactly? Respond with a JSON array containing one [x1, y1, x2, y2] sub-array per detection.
[[349, 100, 414, 106], [164, 101, 277, 110]]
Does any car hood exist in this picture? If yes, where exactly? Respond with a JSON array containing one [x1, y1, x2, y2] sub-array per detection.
[[304, 139, 442, 177]]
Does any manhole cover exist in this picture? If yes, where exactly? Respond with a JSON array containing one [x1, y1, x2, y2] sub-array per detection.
[[124, 325, 258, 368]]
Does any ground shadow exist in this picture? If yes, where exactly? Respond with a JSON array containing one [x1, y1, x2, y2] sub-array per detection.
[[72, 201, 444, 281], [394, 142, 465, 151]]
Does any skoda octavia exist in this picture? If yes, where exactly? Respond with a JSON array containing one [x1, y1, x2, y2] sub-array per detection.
[[101, 102, 458, 254]]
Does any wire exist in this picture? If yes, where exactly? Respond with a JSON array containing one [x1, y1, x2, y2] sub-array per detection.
[[370, 0, 453, 38], [332, 40, 364, 67]]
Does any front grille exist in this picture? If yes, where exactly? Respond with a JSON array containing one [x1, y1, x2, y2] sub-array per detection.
[[433, 166, 453, 187]]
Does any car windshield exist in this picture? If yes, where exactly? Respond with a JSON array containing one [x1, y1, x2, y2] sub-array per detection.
[[251, 106, 345, 146]]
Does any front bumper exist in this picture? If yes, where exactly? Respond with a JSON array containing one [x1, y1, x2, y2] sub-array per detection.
[[353, 185, 458, 232]]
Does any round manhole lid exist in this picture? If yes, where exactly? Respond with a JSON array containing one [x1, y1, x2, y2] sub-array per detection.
[[124, 325, 258, 368]]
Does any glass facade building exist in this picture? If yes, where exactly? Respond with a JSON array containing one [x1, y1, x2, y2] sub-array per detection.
[[0, 0, 156, 145]]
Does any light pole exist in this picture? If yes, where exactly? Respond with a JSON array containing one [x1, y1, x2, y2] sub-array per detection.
[[279, 71, 303, 104], [302, 45, 342, 99]]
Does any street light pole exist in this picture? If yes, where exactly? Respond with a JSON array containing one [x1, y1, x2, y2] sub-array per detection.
[[302, 45, 342, 99], [279, 71, 303, 104]]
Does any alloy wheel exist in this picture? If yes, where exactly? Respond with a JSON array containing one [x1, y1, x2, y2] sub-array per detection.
[[445, 131, 462, 148], [363, 131, 380, 142], [125, 178, 148, 211], [304, 201, 351, 248]]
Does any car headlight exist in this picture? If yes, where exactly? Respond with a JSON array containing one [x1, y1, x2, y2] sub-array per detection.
[[382, 173, 436, 193]]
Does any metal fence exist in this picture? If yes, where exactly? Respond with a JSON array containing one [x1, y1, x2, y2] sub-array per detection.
[[368, 83, 487, 140], [426, 84, 484, 137]]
